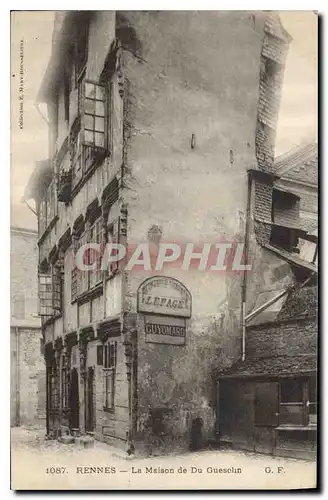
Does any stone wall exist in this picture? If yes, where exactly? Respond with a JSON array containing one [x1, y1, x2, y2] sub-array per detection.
[[116, 11, 290, 449], [11, 328, 46, 427]]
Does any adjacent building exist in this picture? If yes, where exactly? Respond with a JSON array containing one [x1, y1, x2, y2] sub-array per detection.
[[23, 11, 317, 455], [217, 143, 318, 459], [11, 225, 46, 427]]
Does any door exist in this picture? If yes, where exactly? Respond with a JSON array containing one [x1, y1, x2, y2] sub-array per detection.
[[69, 368, 79, 430], [85, 367, 94, 432], [254, 382, 279, 454]]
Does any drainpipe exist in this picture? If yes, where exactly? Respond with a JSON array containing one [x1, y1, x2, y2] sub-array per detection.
[[241, 171, 252, 362]]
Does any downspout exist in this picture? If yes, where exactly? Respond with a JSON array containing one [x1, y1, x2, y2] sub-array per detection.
[[241, 171, 252, 361]]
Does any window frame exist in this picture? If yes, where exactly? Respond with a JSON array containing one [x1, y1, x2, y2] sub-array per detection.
[[71, 217, 104, 301], [279, 377, 317, 428], [97, 341, 117, 412]]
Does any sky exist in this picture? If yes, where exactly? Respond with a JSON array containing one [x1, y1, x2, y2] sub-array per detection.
[[10, 11, 318, 229]]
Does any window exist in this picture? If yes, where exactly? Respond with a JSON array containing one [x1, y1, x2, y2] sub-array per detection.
[[70, 79, 108, 187], [279, 378, 317, 427], [39, 262, 64, 317], [38, 273, 53, 317], [38, 180, 57, 236], [97, 341, 117, 411], [84, 82, 106, 148], [309, 376, 317, 425], [71, 218, 103, 300]]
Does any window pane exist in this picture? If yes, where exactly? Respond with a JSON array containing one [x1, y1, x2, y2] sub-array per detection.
[[95, 132, 104, 148], [85, 130, 94, 144], [95, 117, 105, 132], [95, 101, 105, 117], [85, 114, 94, 130], [96, 85, 105, 100], [85, 98, 95, 114], [85, 82, 96, 99]]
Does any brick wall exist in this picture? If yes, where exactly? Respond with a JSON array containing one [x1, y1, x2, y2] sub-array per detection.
[[255, 15, 290, 173], [273, 197, 300, 226], [246, 317, 317, 359]]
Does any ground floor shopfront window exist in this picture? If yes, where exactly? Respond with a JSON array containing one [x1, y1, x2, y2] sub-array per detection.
[[279, 376, 317, 427]]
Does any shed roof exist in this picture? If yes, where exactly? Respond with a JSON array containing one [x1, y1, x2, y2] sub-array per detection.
[[217, 354, 317, 379]]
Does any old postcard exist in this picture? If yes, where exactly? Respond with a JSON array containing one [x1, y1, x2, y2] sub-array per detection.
[[10, 10, 318, 490]]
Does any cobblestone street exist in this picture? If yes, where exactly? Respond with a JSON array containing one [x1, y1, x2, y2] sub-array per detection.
[[11, 426, 317, 490]]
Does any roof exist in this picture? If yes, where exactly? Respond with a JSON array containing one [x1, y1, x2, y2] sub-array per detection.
[[218, 355, 317, 379], [277, 285, 318, 321], [274, 143, 318, 187]]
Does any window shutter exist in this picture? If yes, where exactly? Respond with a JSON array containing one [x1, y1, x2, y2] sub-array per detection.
[[109, 219, 120, 275], [52, 264, 63, 312], [104, 345, 108, 369], [97, 345, 103, 366], [80, 230, 89, 293], [95, 219, 103, 284], [39, 200, 47, 236]]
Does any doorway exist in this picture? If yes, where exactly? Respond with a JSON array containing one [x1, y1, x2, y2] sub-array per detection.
[[85, 367, 95, 432], [69, 368, 79, 430], [254, 382, 279, 454]]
